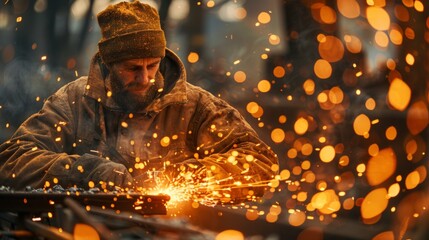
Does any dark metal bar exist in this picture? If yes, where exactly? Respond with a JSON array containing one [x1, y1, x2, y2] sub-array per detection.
[[24, 219, 73, 240], [0, 191, 170, 215], [54, 205, 75, 234], [0, 230, 34, 238], [89, 206, 204, 236]]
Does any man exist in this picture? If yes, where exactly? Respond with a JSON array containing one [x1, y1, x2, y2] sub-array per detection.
[[0, 1, 277, 203]]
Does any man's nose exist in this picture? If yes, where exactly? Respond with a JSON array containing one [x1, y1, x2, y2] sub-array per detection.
[[136, 68, 149, 83]]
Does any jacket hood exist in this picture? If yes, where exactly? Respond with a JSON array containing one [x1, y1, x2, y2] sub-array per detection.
[[84, 48, 188, 113]]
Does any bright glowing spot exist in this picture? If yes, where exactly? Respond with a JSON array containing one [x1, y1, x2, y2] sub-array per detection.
[[301, 144, 313, 156], [387, 78, 411, 111], [234, 71, 246, 83], [402, 0, 414, 8], [356, 89, 362, 96], [206, 0, 215, 8], [74, 223, 100, 240], [375, 31, 389, 48], [388, 183, 400, 197], [280, 169, 291, 180], [366, 6, 390, 31], [343, 198, 355, 210], [271, 164, 280, 172], [356, 71, 363, 77], [365, 98, 376, 110], [301, 160, 311, 170], [294, 117, 309, 135], [273, 66, 285, 78], [246, 102, 259, 114], [245, 209, 259, 221], [386, 59, 396, 70], [292, 166, 302, 175], [258, 12, 271, 24], [394, 5, 410, 22], [271, 128, 285, 143], [405, 53, 415, 65], [344, 35, 362, 53], [250, 104, 264, 118], [257, 80, 271, 93], [372, 231, 395, 240], [303, 79, 315, 95], [405, 139, 418, 157], [414, 0, 424, 12], [320, 6, 336, 24], [288, 211, 306, 226], [297, 192, 307, 202], [416, 166, 427, 184], [385, 126, 397, 140], [366, 147, 397, 186], [405, 27, 415, 39], [303, 171, 316, 183], [357, 163, 366, 173], [314, 59, 332, 79], [328, 86, 344, 104], [287, 148, 298, 159], [405, 171, 420, 190], [353, 114, 371, 136], [389, 28, 403, 45], [361, 188, 388, 219], [368, 144, 379, 156], [215, 230, 244, 240], [337, 0, 360, 18], [319, 145, 335, 163], [339, 155, 350, 166], [406, 100, 429, 135], [269, 34, 281, 45], [160, 136, 171, 147], [318, 36, 344, 62], [187, 52, 199, 63], [266, 212, 278, 223], [106, 91, 112, 97], [310, 189, 340, 214]]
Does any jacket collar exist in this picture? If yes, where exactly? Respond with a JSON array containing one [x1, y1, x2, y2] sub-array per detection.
[[84, 48, 188, 113]]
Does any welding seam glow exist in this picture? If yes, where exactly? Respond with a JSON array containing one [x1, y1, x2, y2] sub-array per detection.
[[135, 171, 277, 206]]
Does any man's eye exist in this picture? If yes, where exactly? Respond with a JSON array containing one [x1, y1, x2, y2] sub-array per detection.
[[126, 67, 139, 71]]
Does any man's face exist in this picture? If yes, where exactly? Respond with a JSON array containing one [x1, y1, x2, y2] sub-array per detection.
[[109, 57, 163, 112]]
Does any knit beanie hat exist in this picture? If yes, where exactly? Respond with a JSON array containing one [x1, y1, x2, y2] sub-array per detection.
[[97, 1, 166, 64]]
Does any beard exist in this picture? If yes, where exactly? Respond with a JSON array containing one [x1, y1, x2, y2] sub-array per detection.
[[109, 70, 164, 112]]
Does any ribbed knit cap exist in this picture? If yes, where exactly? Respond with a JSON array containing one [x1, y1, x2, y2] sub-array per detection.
[[97, 1, 166, 64]]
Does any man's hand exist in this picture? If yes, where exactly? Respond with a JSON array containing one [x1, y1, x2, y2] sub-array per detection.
[[89, 161, 133, 189], [69, 153, 133, 190]]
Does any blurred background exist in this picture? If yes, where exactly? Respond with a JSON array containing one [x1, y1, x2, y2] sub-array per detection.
[[0, 0, 428, 239]]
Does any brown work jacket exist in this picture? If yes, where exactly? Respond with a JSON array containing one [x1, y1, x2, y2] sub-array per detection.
[[0, 49, 278, 198]]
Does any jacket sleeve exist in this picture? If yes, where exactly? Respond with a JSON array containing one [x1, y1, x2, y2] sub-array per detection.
[[190, 96, 279, 203], [0, 83, 81, 190]]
